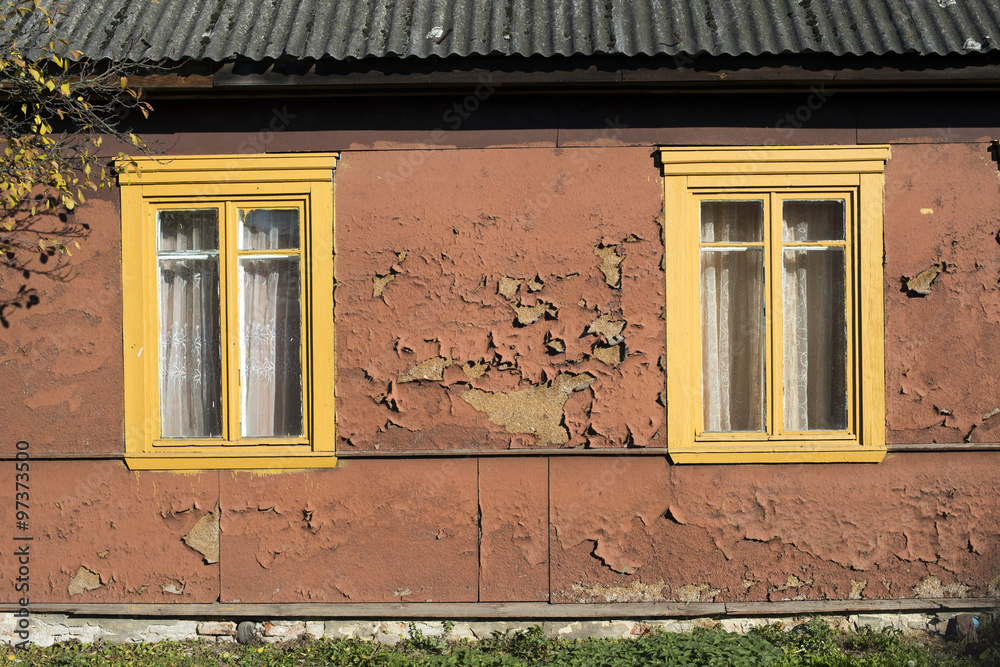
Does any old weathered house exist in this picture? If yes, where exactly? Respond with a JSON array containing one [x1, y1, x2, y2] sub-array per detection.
[[2, 0, 1000, 644]]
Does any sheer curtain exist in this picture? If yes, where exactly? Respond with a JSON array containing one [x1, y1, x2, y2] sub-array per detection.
[[700, 199, 848, 434], [239, 209, 303, 438], [158, 210, 223, 438], [700, 201, 765, 432], [782, 201, 847, 431]]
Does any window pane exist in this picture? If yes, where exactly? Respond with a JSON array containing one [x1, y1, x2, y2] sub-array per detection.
[[241, 257, 303, 437], [701, 248, 766, 432], [783, 200, 845, 242], [239, 208, 300, 250], [701, 201, 764, 243], [158, 209, 219, 252], [158, 259, 223, 438], [783, 248, 847, 431]]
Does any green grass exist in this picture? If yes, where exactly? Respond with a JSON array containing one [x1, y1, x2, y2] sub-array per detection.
[[4, 616, 999, 667]]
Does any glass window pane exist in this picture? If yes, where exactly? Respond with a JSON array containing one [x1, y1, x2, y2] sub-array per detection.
[[241, 257, 303, 438], [700, 201, 764, 243], [783, 247, 848, 431], [783, 200, 845, 242], [158, 259, 223, 438], [701, 248, 766, 432], [239, 208, 300, 250], [158, 209, 219, 252]]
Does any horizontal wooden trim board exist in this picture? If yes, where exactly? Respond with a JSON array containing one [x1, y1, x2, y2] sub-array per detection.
[[3, 599, 996, 619], [0, 445, 998, 461], [201, 62, 1000, 95], [884, 442, 1000, 452], [334, 448, 672, 458]]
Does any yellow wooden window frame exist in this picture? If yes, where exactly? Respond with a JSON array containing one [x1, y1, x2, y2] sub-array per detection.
[[120, 154, 337, 470], [661, 146, 889, 464]]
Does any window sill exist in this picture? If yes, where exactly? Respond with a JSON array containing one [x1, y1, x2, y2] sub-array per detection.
[[124, 451, 338, 471], [668, 443, 886, 464]]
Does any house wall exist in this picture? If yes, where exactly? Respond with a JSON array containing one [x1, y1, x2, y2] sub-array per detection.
[[1, 92, 1000, 607]]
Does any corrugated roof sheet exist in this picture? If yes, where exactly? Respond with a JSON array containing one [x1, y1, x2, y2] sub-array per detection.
[[12, 0, 1000, 62]]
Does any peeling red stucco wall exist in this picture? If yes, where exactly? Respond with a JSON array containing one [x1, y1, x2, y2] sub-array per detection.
[[334, 148, 666, 452], [0, 191, 124, 455], [0, 461, 219, 602], [220, 460, 479, 603], [884, 143, 1000, 444], [550, 454, 1000, 603], [1, 100, 999, 607]]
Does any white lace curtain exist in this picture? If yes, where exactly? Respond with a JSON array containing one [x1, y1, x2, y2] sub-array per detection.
[[700, 202, 765, 432], [158, 210, 223, 438], [158, 208, 303, 440], [700, 200, 847, 433], [782, 201, 847, 431], [240, 257, 302, 437]]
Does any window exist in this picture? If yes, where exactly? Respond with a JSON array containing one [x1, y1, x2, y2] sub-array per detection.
[[120, 154, 337, 470], [661, 146, 888, 463]]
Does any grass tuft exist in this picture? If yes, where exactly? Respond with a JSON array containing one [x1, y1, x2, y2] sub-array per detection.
[[3, 615, 999, 666]]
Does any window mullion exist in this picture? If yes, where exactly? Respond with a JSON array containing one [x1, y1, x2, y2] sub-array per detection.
[[298, 202, 310, 445], [223, 200, 242, 444], [768, 192, 783, 438], [846, 191, 858, 435], [146, 199, 162, 447]]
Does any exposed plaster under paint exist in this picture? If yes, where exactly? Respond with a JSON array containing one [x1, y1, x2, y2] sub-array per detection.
[[183, 509, 221, 565], [550, 454, 1000, 604], [885, 143, 1000, 442], [8, 143, 1000, 609], [68, 567, 102, 596], [905, 263, 945, 296], [461, 373, 596, 446], [335, 148, 665, 452]]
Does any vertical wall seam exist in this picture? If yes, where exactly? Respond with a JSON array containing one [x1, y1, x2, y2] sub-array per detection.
[[546, 456, 552, 602], [477, 457, 482, 603], [216, 470, 222, 603]]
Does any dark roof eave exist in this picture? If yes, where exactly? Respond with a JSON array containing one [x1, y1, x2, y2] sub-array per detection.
[[127, 52, 1000, 96]]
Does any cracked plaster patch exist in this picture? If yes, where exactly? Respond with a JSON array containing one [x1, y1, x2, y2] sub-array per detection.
[[511, 300, 558, 325], [461, 372, 595, 445], [774, 574, 813, 591], [162, 581, 186, 595], [398, 357, 452, 383], [676, 583, 722, 602], [905, 263, 945, 296], [373, 274, 395, 298], [912, 575, 970, 598], [68, 566, 102, 596], [592, 342, 625, 367], [594, 245, 624, 288], [461, 360, 489, 379], [372, 251, 408, 298], [571, 580, 667, 603], [587, 314, 626, 342], [182, 508, 220, 564], [497, 276, 522, 300]]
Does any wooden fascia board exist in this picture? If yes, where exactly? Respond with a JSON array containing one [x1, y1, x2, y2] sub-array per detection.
[[125, 58, 1000, 96]]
